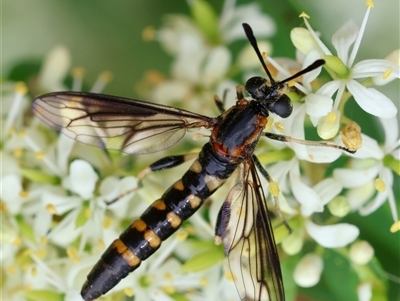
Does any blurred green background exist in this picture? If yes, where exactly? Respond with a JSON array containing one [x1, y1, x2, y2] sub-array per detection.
[[4, 0, 399, 100], [3, 0, 399, 300]]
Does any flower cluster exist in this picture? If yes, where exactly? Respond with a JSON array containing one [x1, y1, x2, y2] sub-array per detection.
[[2, 0, 398, 301]]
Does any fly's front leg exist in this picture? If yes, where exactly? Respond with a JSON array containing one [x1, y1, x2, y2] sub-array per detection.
[[264, 132, 358, 154], [236, 85, 245, 101], [214, 89, 230, 113]]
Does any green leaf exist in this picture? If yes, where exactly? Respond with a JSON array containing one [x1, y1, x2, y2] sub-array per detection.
[[383, 154, 400, 175], [281, 255, 300, 301], [16, 214, 36, 242], [169, 292, 191, 301], [320, 249, 359, 301], [75, 200, 90, 228], [24, 289, 64, 301], [181, 244, 225, 273], [20, 168, 60, 184], [190, 0, 220, 44]]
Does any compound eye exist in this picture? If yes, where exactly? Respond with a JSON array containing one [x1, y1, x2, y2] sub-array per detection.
[[245, 77, 265, 98], [268, 94, 293, 118]]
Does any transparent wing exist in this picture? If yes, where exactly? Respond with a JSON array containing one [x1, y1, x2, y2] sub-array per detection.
[[221, 159, 285, 301], [32, 92, 215, 154]]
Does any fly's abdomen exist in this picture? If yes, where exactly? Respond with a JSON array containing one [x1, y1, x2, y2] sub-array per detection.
[[81, 142, 237, 301]]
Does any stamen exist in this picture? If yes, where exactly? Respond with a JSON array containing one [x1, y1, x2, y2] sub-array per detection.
[[390, 221, 400, 233], [142, 26, 156, 41], [225, 270, 235, 282], [71, 67, 85, 91], [327, 111, 337, 124], [46, 203, 57, 214], [98, 239, 105, 249], [12, 148, 23, 158], [90, 71, 113, 93], [348, 4, 371, 66], [84, 208, 92, 218], [19, 191, 29, 199], [176, 230, 188, 242], [374, 178, 386, 192], [161, 286, 175, 294], [269, 181, 280, 197], [366, 0, 374, 9], [4, 82, 28, 136], [124, 287, 134, 297], [382, 66, 392, 79], [275, 122, 285, 132], [200, 277, 208, 286], [35, 152, 45, 159], [302, 16, 332, 55], [340, 122, 362, 151], [299, 12, 310, 19], [102, 216, 113, 229], [31, 266, 37, 277], [66, 246, 80, 263]]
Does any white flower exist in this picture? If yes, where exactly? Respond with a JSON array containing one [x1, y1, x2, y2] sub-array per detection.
[[357, 282, 372, 301], [39, 45, 71, 92], [219, 0, 275, 43], [334, 116, 399, 224], [293, 253, 323, 287], [349, 241, 374, 265], [292, 5, 399, 138], [306, 221, 359, 248]]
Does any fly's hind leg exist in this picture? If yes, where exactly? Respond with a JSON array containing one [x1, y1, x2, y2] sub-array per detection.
[[137, 153, 199, 180], [105, 153, 198, 205]]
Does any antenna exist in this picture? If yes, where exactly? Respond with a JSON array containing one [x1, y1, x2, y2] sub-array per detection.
[[242, 23, 325, 86], [280, 59, 325, 85], [242, 23, 275, 84]]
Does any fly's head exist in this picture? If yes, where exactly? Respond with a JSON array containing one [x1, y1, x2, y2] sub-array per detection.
[[242, 23, 324, 119], [245, 76, 293, 118]]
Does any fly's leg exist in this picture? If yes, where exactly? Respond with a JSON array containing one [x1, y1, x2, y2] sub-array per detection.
[[137, 153, 199, 180], [252, 155, 292, 233], [214, 89, 229, 113], [264, 132, 358, 154], [105, 153, 198, 205]]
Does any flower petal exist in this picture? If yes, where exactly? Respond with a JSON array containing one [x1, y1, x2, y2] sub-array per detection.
[[289, 162, 323, 215], [331, 21, 359, 65], [305, 93, 333, 121], [306, 221, 359, 248], [293, 253, 323, 287], [380, 117, 399, 152], [351, 133, 384, 160], [347, 80, 398, 118], [333, 164, 380, 188], [200, 46, 231, 88], [346, 181, 375, 212], [349, 241, 374, 265], [359, 167, 393, 215], [313, 178, 342, 206], [220, 3, 275, 43], [68, 160, 98, 199], [352, 59, 400, 80], [39, 46, 71, 91], [290, 27, 320, 56], [357, 283, 372, 301]]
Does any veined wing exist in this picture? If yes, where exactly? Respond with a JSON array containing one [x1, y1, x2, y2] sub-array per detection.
[[32, 92, 216, 154], [220, 159, 285, 301]]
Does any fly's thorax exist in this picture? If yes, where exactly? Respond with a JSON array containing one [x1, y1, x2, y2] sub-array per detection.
[[210, 103, 267, 159]]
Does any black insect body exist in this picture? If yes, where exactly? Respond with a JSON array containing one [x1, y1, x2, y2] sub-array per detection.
[[32, 23, 356, 301]]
